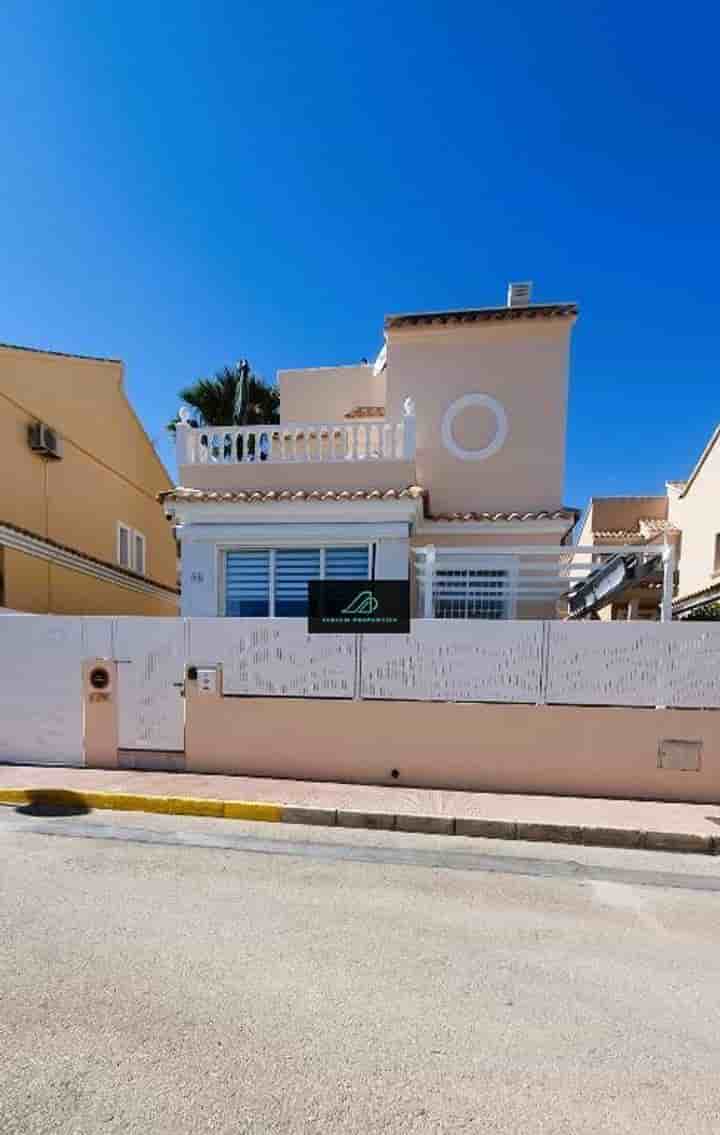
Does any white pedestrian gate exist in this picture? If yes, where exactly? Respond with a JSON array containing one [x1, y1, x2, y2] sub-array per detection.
[[114, 618, 186, 751]]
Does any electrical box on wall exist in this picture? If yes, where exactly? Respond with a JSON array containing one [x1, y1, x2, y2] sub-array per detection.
[[195, 667, 219, 695]]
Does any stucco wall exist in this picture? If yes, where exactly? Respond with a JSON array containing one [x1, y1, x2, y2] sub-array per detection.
[[278, 364, 385, 423], [179, 458, 417, 494], [590, 496, 667, 532], [185, 691, 720, 804], [669, 436, 720, 600], [0, 345, 178, 602], [3, 548, 178, 616], [384, 319, 574, 515]]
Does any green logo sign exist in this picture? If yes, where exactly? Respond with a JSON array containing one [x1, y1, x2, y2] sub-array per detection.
[[308, 581, 410, 634], [340, 590, 380, 616]]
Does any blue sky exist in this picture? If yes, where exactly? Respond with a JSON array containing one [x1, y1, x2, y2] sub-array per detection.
[[2, 1, 718, 507]]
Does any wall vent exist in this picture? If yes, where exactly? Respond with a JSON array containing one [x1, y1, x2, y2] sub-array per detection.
[[506, 281, 533, 308]]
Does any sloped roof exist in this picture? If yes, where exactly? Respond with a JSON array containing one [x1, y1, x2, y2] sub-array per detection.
[[678, 425, 720, 498], [0, 341, 121, 364]]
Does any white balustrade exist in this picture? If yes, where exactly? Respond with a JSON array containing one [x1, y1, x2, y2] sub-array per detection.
[[176, 416, 415, 466]]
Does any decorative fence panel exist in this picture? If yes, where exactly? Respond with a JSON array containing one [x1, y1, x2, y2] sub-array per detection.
[[664, 623, 720, 709], [544, 623, 667, 707], [361, 620, 546, 702], [0, 617, 84, 765], [188, 618, 357, 698], [115, 618, 187, 751]]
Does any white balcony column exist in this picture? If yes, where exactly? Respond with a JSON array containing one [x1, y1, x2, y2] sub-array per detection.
[[402, 396, 416, 459], [175, 407, 192, 465]]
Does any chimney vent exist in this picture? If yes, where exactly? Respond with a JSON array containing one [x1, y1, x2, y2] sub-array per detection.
[[507, 281, 532, 308]]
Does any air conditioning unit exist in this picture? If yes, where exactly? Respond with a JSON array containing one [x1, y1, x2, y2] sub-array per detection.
[[28, 422, 63, 459]]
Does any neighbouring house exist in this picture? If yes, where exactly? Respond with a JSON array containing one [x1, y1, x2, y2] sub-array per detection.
[[571, 497, 679, 620], [572, 423, 720, 621], [162, 283, 580, 620], [0, 343, 179, 615], [668, 425, 720, 618]]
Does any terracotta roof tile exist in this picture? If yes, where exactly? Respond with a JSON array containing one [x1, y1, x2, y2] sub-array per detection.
[[592, 529, 642, 541], [639, 517, 681, 538], [428, 508, 577, 523], [344, 406, 385, 419], [159, 485, 425, 504]]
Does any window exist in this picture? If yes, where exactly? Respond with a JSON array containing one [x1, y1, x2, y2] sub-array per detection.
[[415, 550, 516, 620], [117, 523, 146, 574], [134, 532, 146, 576], [117, 523, 131, 570], [714, 534, 720, 575], [432, 566, 511, 619], [224, 546, 370, 617]]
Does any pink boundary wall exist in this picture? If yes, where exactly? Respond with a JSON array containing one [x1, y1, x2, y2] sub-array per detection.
[[183, 690, 720, 804]]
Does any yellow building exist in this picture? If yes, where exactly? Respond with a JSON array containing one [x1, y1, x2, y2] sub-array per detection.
[[0, 343, 178, 615]]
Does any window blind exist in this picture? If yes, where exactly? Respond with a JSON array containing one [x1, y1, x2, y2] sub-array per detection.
[[325, 547, 369, 579], [275, 549, 321, 617], [225, 550, 271, 616]]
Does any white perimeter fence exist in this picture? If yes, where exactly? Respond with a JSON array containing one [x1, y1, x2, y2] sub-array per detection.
[[2, 616, 720, 764]]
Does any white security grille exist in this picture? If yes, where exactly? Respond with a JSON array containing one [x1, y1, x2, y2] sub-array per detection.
[[433, 566, 510, 619], [415, 550, 517, 620]]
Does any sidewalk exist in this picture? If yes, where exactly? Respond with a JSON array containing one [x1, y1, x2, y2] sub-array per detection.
[[1, 763, 719, 853]]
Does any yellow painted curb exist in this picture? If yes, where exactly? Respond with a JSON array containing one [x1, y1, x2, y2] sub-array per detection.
[[0, 787, 282, 824], [224, 801, 282, 822], [165, 796, 225, 818], [0, 788, 32, 806]]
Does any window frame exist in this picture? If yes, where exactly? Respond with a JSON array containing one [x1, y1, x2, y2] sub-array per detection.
[[117, 522, 146, 575], [133, 530, 146, 576], [117, 522, 132, 570], [220, 542, 373, 617]]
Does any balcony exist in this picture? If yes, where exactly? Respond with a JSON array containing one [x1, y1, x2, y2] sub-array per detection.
[[175, 405, 417, 493]]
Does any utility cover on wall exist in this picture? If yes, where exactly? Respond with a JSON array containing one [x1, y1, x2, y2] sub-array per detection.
[[657, 739, 702, 772]]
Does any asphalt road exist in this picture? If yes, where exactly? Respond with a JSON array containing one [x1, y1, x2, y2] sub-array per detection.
[[2, 808, 720, 1135]]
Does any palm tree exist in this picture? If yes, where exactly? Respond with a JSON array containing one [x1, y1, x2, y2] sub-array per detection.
[[168, 360, 279, 431]]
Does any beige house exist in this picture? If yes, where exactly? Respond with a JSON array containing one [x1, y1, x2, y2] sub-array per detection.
[[669, 425, 720, 617], [572, 497, 678, 620], [164, 283, 580, 620], [574, 424, 720, 620], [0, 343, 179, 615]]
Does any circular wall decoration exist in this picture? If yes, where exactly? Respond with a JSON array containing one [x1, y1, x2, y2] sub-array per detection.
[[441, 393, 508, 461]]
